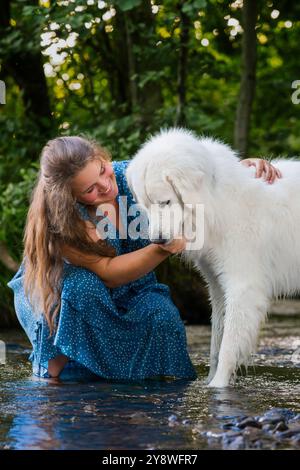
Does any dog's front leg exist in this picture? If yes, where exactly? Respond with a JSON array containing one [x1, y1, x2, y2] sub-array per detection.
[[207, 284, 268, 388], [196, 259, 226, 384], [206, 282, 225, 384]]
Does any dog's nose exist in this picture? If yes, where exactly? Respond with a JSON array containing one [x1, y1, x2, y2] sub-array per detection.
[[150, 237, 169, 245]]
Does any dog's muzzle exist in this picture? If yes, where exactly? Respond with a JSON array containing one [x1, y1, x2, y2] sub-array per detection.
[[150, 238, 169, 245]]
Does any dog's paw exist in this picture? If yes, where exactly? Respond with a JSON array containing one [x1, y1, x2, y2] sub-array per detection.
[[206, 377, 230, 388]]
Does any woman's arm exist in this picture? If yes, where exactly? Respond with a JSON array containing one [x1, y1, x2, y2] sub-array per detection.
[[241, 158, 282, 183], [61, 238, 185, 288]]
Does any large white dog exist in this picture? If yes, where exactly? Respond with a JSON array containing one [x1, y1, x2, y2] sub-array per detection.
[[126, 128, 300, 388]]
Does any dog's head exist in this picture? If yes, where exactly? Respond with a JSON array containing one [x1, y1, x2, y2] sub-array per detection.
[[126, 128, 208, 245]]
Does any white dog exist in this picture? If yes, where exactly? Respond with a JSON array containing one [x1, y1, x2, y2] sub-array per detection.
[[126, 128, 300, 388]]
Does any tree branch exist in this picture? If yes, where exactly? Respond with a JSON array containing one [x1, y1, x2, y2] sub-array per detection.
[[234, 0, 258, 155]]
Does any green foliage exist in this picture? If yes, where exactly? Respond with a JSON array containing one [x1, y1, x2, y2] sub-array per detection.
[[114, 0, 143, 12], [182, 0, 207, 16], [1, 0, 300, 324], [0, 165, 38, 260]]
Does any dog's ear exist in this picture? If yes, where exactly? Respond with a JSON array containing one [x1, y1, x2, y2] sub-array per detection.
[[162, 169, 204, 204]]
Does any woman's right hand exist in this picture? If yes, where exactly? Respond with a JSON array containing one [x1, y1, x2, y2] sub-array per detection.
[[156, 237, 187, 254]]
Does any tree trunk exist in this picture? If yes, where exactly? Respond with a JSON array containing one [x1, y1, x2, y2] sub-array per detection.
[[175, 1, 190, 127], [0, 0, 10, 28], [124, 13, 138, 111], [130, 1, 162, 129], [234, 0, 258, 156], [94, 2, 162, 128], [0, 0, 53, 137], [9, 53, 52, 131]]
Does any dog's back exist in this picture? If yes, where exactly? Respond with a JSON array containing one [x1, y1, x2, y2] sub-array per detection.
[[196, 140, 300, 298]]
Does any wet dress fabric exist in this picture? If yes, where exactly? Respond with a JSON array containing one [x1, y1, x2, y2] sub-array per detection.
[[7, 160, 196, 381]]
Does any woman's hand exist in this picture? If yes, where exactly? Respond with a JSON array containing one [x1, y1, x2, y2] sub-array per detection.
[[156, 237, 187, 254], [241, 158, 282, 184]]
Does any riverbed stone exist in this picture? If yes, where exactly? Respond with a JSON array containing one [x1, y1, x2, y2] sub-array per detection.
[[201, 408, 299, 450], [223, 434, 245, 450], [272, 421, 289, 433], [237, 417, 262, 429]]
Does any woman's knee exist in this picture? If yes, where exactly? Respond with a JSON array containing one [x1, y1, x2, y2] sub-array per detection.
[[151, 301, 182, 330]]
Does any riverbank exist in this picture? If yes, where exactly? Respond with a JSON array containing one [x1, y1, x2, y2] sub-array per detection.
[[0, 313, 299, 450]]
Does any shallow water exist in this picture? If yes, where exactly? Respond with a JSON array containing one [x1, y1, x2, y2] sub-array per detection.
[[0, 316, 299, 450]]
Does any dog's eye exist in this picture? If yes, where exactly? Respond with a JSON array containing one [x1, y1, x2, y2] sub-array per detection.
[[159, 200, 171, 207]]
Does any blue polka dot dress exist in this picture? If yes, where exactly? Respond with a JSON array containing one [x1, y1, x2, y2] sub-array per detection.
[[7, 160, 196, 381]]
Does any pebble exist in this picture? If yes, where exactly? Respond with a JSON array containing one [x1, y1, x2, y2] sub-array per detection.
[[224, 435, 245, 450], [291, 435, 300, 446], [182, 419, 190, 426], [272, 421, 289, 433], [168, 414, 180, 427], [237, 417, 262, 429], [289, 414, 300, 423], [243, 427, 263, 440], [205, 430, 223, 439], [200, 408, 300, 449], [276, 426, 300, 439]]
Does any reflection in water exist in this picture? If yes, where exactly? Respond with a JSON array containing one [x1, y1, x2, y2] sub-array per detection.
[[0, 315, 299, 450], [4, 378, 195, 450], [209, 387, 247, 419]]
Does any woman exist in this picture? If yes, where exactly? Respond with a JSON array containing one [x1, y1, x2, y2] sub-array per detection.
[[7, 136, 281, 381]]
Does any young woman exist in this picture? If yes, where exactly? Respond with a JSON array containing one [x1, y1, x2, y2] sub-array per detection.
[[7, 136, 281, 381]]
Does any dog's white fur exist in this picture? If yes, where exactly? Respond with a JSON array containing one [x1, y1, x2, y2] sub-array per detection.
[[126, 128, 300, 387]]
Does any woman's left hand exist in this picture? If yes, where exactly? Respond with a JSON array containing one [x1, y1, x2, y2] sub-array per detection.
[[241, 158, 282, 184]]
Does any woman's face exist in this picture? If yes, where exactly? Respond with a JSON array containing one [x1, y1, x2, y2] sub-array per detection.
[[71, 159, 118, 206]]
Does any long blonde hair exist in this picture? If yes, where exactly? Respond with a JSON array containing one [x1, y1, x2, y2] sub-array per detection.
[[23, 136, 116, 335]]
